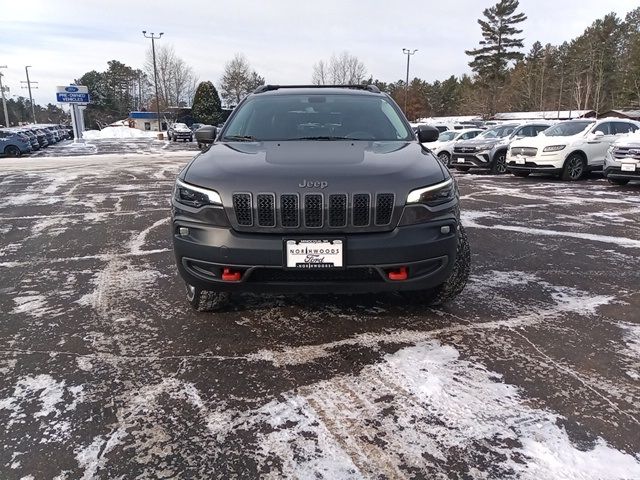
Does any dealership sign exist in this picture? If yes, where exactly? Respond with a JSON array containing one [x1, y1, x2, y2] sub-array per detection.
[[56, 85, 90, 104]]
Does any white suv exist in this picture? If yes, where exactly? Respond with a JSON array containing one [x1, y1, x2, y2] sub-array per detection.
[[603, 133, 640, 185], [426, 128, 483, 166], [506, 118, 639, 180]]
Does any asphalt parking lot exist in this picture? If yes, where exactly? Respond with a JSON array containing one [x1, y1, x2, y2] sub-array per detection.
[[0, 149, 639, 479]]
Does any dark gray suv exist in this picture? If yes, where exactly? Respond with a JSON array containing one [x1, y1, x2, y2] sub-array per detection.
[[172, 85, 470, 311]]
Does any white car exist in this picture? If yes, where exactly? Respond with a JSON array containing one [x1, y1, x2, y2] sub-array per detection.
[[506, 118, 640, 180], [603, 133, 640, 185], [427, 129, 483, 166]]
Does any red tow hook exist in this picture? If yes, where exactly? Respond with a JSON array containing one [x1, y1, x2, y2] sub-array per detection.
[[388, 266, 408, 281], [222, 268, 242, 282]]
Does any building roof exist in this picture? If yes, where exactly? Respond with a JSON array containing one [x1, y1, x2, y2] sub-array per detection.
[[598, 109, 640, 119], [493, 110, 595, 120], [414, 115, 483, 124]]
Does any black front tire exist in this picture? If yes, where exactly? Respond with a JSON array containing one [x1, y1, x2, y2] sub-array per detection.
[[4, 146, 22, 157], [490, 152, 507, 174], [404, 225, 471, 307], [608, 178, 629, 186], [186, 284, 231, 312], [438, 152, 451, 166], [561, 154, 586, 181]]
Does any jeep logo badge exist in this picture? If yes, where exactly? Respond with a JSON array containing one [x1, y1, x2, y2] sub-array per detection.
[[299, 180, 328, 189]]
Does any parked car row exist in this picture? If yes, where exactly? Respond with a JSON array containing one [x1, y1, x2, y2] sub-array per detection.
[[0, 124, 72, 157], [428, 118, 640, 185]]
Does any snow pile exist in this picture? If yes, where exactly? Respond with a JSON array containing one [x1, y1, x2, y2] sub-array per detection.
[[82, 126, 159, 140]]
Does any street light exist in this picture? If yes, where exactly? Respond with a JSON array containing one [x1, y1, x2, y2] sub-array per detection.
[[142, 30, 164, 134], [402, 49, 418, 115], [0, 65, 9, 127]]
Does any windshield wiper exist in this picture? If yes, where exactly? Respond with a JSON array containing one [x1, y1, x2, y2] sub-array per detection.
[[291, 136, 351, 140], [223, 135, 258, 142]]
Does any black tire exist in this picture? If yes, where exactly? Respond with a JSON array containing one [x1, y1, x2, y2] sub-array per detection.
[[186, 283, 230, 312], [438, 151, 451, 166], [456, 166, 471, 172], [561, 154, 586, 181], [490, 151, 507, 174], [608, 177, 629, 186], [513, 171, 530, 177], [4, 145, 22, 157], [404, 225, 471, 307]]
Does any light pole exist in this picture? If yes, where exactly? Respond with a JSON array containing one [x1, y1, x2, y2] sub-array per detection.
[[142, 31, 164, 134], [402, 48, 417, 115], [0, 65, 9, 127], [23, 66, 37, 123]]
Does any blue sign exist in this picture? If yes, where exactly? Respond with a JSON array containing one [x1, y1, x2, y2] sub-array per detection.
[[65, 86, 79, 93], [56, 92, 90, 103]]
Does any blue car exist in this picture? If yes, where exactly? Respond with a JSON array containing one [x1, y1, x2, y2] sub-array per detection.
[[0, 129, 33, 157]]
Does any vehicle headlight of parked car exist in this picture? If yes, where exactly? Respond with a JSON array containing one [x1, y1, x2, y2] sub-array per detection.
[[406, 178, 456, 206], [174, 178, 222, 208], [542, 145, 566, 152]]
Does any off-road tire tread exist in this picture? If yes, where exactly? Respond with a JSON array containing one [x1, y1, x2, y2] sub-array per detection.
[[429, 225, 471, 306]]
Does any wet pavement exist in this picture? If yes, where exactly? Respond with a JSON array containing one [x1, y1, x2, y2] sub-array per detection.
[[0, 152, 639, 479]]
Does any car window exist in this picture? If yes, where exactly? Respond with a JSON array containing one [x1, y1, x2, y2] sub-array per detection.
[[534, 126, 549, 135], [466, 131, 481, 139], [544, 121, 594, 136], [593, 122, 612, 135], [223, 93, 413, 141], [614, 122, 637, 134], [438, 131, 457, 141], [516, 126, 537, 137]]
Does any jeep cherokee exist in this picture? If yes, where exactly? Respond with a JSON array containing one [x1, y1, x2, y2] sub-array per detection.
[[171, 85, 471, 311]]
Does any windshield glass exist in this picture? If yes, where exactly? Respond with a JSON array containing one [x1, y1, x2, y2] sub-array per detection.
[[438, 131, 457, 141], [478, 125, 517, 139], [174, 123, 188, 129], [221, 93, 413, 141], [544, 121, 593, 137]]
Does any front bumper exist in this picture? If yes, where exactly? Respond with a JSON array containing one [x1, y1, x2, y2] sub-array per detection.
[[172, 220, 459, 294], [603, 166, 640, 181], [506, 151, 565, 174], [452, 151, 492, 168], [173, 132, 192, 138]]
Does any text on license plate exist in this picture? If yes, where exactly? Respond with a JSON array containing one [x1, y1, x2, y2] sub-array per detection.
[[286, 240, 343, 268], [515, 157, 526, 164], [621, 163, 636, 172]]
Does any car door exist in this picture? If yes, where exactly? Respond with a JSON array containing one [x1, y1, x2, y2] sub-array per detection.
[[586, 122, 617, 166]]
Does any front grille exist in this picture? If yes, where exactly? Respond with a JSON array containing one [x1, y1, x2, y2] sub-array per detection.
[[281, 194, 299, 227], [232, 192, 395, 229], [329, 194, 347, 227], [454, 146, 476, 153], [232, 193, 252, 226], [511, 147, 538, 157], [352, 194, 370, 226], [248, 267, 382, 282], [304, 194, 323, 227], [257, 194, 275, 227], [375, 193, 394, 225], [613, 147, 640, 160]]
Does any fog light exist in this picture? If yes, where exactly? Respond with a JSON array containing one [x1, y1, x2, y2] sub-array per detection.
[[179, 227, 189, 236], [440, 226, 450, 234]]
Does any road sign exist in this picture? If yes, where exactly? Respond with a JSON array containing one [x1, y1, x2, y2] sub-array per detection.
[[56, 85, 90, 104]]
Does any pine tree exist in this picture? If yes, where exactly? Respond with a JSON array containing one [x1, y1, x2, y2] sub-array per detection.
[[465, 0, 527, 114], [191, 81, 222, 125]]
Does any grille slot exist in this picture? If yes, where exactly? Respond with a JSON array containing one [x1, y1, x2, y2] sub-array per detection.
[[352, 194, 370, 226], [375, 193, 395, 225], [280, 194, 299, 227], [328, 194, 347, 227], [511, 147, 538, 157], [232, 193, 252, 226], [256, 194, 275, 227], [304, 194, 323, 228]]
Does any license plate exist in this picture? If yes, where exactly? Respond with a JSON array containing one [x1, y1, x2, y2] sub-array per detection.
[[285, 239, 343, 268], [621, 163, 636, 172], [457, 158, 465, 163], [515, 157, 526, 165]]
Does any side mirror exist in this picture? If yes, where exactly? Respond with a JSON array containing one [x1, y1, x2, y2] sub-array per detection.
[[594, 130, 605, 137], [417, 125, 439, 143], [195, 125, 217, 144]]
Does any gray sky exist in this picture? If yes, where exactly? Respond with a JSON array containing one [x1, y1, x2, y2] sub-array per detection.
[[1, 0, 637, 106]]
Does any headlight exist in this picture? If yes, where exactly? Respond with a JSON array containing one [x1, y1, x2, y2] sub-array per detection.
[[406, 178, 455, 205], [174, 178, 222, 208], [543, 145, 566, 152]]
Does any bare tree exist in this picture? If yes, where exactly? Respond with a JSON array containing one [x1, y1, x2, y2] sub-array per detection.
[[219, 53, 265, 106], [311, 52, 367, 85], [145, 44, 197, 109]]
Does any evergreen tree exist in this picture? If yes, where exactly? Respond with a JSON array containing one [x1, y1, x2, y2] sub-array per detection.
[[192, 81, 222, 125], [466, 0, 527, 114]]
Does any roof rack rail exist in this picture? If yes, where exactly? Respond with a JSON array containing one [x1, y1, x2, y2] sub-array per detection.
[[253, 84, 381, 94]]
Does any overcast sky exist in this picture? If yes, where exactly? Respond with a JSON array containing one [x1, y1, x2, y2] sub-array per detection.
[[0, 0, 637, 106]]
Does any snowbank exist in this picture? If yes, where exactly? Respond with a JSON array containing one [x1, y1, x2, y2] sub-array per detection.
[[82, 127, 159, 140]]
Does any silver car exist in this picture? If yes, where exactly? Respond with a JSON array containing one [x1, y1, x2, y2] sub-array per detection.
[[604, 134, 640, 185]]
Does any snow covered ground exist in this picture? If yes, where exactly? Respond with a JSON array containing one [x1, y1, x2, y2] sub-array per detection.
[[0, 156, 639, 478]]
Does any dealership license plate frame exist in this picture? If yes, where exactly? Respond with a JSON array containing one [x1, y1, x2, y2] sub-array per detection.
[[620, 163, 636, 172], [284, 239, 346, 270]]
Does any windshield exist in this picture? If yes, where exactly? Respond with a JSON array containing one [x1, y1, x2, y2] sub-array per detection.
[[438, 131, 457, 141], [478, 125, 517, 139], [221, 93, 413, 141], [544, 121, 593, 137], [174, 123, 188, 129]]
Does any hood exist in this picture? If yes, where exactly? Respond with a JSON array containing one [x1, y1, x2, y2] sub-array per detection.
[[174, 126, 191, 132], [183, 140, 447, 202], [509, 132, 581, 149], [613, 132, 640, 147]]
